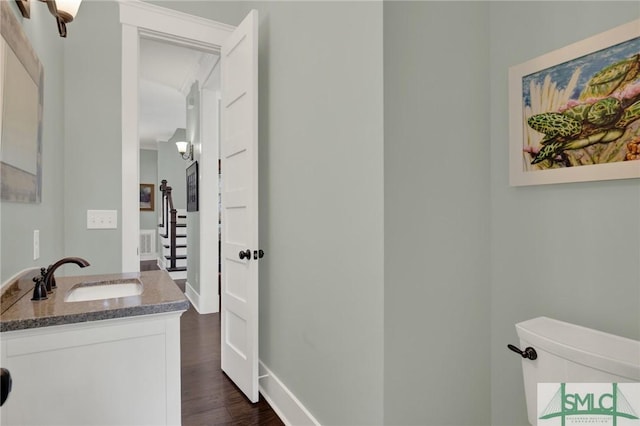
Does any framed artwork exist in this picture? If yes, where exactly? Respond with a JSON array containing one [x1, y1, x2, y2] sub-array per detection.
[[140, 183, 154, 211], [509, 19, 640, 186], [1, 1, 44, 202], [187, 161, 199, 212]]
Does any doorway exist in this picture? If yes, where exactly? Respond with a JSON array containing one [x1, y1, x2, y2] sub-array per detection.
[[138, 35, 221, 313], [119, 1, 261, 403]]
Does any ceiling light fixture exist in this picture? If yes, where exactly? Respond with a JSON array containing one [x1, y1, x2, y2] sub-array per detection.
[[171, 128, 193, 161], [15, 0, 82, 38]]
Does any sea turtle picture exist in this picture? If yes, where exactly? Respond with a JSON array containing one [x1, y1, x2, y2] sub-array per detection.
[[523, 41, 640, 169]]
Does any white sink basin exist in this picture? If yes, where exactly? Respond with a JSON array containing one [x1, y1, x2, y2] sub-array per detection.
[[64, 279, 143, 302]]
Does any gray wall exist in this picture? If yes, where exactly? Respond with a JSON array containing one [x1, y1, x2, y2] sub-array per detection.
[[489, 3, 640, 425], [384, 2, 491, 424], [147, 1, 245, 26], [186, 82, 200, 291], [246, 3, 385, 424], [157, 143, 187, 210], [140, 149, 158, 231], [5, 1, 639, 425], [64, 1, 122, 274], [1, 3, 66, 282]]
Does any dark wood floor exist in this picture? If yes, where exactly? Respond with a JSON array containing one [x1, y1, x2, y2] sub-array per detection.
[[179, 291, 283, 425], [140, 261, 282, 425]]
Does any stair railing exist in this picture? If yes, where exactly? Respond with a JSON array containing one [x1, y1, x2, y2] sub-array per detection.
[[165, 186, 177, 270], [158, 180, 179, 271]]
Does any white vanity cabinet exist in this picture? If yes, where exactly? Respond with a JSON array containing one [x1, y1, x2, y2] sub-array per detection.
[[0, 312, 183, 425]]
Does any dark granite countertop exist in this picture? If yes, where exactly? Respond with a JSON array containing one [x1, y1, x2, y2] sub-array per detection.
[[0, 270, 190, 332]]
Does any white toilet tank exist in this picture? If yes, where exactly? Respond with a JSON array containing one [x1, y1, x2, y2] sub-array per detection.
[[514, 316, 640, 425]]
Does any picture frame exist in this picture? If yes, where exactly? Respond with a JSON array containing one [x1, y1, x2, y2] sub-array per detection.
[[1, 1, 44, 202], [140, 183, 154, 211], [186, 161, 199, 212], [509, 19, 640, 186]]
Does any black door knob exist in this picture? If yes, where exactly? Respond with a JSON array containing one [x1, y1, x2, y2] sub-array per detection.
[[239, 249, 251, 260]]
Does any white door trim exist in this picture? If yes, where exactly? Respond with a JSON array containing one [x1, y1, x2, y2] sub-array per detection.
[[121, 21, 139, 273], [118, 0, 234, 273], [198, 87, 220, 314]]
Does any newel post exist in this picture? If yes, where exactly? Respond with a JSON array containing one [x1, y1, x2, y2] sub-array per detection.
[[159, 179, 167, 228]]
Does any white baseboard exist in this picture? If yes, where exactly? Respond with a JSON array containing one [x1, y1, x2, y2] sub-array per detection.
[[259, 361, 320, 426], [184, 281, 199, 311], [199, 290, 219, 314], [167, 269, 187, 280], [184, 281, 219, 314], [140, 252, 157, 261]]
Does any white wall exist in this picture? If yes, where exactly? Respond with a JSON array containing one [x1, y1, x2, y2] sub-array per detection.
[[384, 2, 491, 424], [489, 3, 640, 424]]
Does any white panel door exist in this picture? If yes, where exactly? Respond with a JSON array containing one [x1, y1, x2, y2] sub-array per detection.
[[220, 9, 259, 403]]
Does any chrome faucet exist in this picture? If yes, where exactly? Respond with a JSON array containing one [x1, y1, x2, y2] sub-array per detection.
[[43, 257, 90, 292]]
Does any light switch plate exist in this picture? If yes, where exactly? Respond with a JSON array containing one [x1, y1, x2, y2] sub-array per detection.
[[33, 230, 40, 260], [87, 210, 118, 229]]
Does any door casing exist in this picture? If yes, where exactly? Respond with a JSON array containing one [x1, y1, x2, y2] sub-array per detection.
[[119, 1, 233, 304]]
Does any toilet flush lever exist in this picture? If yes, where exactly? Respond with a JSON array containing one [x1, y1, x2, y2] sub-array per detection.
[[507, 344, 537, 360]]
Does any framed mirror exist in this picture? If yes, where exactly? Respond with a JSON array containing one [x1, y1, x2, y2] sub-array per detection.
[[1, 1, 43, 203]]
